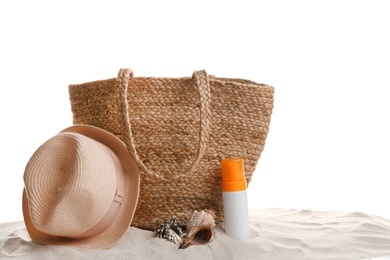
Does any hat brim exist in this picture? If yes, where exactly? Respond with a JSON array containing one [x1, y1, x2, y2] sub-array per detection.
[[22, 125, 140, 249]]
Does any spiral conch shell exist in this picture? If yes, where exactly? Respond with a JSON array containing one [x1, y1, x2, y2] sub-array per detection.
[[179, 209, 216, 249]]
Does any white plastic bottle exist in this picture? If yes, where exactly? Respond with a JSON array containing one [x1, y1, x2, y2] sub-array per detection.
[[221, 158, 250, 241]]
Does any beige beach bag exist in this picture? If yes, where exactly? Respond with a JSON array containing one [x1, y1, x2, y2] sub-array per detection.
[[68, 68, 274, 230]]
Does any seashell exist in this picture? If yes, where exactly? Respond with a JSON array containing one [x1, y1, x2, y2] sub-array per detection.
[[179, 209, 216, 249], [165, 228, 183, 245], [155, 216, 185, 245], [169, 216, 185, 239]]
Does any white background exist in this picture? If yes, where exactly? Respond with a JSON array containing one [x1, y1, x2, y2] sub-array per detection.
[[1, 1, 389, 223]]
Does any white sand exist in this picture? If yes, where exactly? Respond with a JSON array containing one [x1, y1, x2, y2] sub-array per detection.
[[1, 208, 390, 260]]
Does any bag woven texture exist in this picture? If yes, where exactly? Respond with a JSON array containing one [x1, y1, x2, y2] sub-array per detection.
[[69, 68, 274, 230]]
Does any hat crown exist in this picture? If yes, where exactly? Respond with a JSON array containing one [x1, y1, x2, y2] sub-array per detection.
[[24, 133, 117, 237]]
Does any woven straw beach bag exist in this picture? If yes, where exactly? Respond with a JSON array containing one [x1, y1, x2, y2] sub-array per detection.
[[69, 68, 274, 230]]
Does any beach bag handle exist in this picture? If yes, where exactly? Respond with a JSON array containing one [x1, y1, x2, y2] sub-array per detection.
[[117, 68, 212, 181]]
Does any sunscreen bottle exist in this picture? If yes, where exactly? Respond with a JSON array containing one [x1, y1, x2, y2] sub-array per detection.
[[221, 158, 250, 241]]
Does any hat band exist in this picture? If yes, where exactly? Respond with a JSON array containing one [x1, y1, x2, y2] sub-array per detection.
[[73, 147, 127, 239]]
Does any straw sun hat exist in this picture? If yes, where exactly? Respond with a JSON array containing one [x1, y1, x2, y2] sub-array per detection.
[[22, 125, 140, 249]]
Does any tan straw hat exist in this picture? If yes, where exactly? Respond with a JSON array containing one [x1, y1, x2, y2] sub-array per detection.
[[22, 125, 140, 249]]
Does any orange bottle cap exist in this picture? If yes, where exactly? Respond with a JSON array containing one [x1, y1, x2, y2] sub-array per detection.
[[221, 158, 247, 192]]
